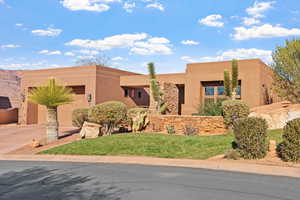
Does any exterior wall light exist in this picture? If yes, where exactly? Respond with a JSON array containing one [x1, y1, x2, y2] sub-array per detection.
[[87, 93, 92, 103]]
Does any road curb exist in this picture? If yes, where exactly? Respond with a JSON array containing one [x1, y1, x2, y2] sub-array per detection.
[[0, 154, 300, 178]]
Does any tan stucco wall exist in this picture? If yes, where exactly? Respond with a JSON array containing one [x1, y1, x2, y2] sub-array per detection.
[[120, 59, 277, 115], [20, 59, 278, 125], [20, 65, 147, 126], [182, 59, 262, 114], [20, 65, 97, 126]]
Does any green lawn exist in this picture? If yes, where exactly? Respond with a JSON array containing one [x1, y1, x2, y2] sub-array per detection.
[[40, 129, 283, 160]]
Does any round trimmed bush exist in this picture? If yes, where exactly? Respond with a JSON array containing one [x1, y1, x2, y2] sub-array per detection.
[[233, 117, 269, 159], [89, 101, 127, 134], [72, 108, 89, 128], [222, 100, 250, 127], [278, 118, 300, 162]]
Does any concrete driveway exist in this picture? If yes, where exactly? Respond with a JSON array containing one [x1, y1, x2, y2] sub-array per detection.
[[0, 125, 77, 154], [0, 161, 299, 200]]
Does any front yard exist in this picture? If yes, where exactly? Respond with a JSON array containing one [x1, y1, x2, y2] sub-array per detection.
[[40, 129, 283, 160]]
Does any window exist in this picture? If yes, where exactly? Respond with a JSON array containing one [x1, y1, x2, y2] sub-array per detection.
[[202, 80, 242, 104], [138, 91, 142, 98], [236, 86, 241, 95], [217, 86, 225, 95], [69, 86, 85, 95], [205, 87, 214, 96], [124, 89, 129, 97]]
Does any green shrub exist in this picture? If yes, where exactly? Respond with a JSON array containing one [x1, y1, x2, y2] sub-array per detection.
[[89, 101, 127, 135], [72, 108, 89, 128], [196, 100, 223, 116], [222, 100, 250, 127], [278, 118, 300, 162], [166, 125, 176, 135], [127, 108, 149, 132], [233, 117, 269, 159], [183, 124, 198, 136]]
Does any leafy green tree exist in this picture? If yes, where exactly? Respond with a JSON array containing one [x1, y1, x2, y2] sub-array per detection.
[[147, 62, 168, 114], [272, 39, 300, 103], [28, 78, 74, 142]]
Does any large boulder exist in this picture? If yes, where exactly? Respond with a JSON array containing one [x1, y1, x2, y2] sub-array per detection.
[[80, 121, 103, 139], [249, 101, 300, 130]]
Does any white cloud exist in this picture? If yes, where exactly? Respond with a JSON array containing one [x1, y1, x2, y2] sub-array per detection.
[[78, 49, 99, 55], [181, 40, 199, 45], [15, 23, 23, 27], [112, 56, 125, 61], [233, 24, 300, 40], [77, 55, 94, 60], [181, 56, 199, 63], [199, 14, 224, 27], [0, 0, 4, 4], [66, 33, 148, 50], [32, 27, 63, 37], [65, 52, 76, 56], [65, 33, 173, 55], [1, 44, 21, 49], [242, 17, 261, 26], [200, 48, 272, 63], [148, 37, 170, 44], [131, 40, 172, 55], [246, 1, 275, 18], [123, 2, 135, 13], [0, 62, 64, 70], [146, 2, 164, 11], [61, 0, 111, 12], [39, 50, 62, 55]]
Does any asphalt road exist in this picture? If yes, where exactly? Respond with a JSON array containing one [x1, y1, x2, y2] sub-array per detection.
[[0, 161, 299, 200]]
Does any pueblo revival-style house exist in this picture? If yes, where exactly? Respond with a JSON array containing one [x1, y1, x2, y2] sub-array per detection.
[[19, 59, 278, 126]]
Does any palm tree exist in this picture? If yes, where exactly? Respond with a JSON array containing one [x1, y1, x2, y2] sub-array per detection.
[[28, 78, 74, 143]]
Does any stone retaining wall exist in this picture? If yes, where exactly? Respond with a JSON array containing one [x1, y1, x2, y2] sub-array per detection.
[[146, 115, 227, 136]]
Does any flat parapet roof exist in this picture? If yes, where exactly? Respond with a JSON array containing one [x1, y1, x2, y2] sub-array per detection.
[[120, 73, 186, 87]]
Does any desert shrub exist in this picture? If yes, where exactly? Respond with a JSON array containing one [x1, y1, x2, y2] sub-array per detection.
[[183, 124, 198, 136], [195, 100, 223, 116], [89, 101, 127, 135], [278, 118, 300, 162], [127, 108, 149, 132], [222, 100, 250, 127], [233, 117, 269, 159], [72, 108, 89, 128], [224, 149, 241, 160], [166, 125, 176, 135]]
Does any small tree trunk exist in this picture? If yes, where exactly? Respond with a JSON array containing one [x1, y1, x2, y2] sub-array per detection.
[[46, 107, 59, 143]]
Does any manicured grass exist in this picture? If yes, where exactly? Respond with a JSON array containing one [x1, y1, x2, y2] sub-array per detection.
[[40, 129, 283, 160], [268, 129, 283, 143]]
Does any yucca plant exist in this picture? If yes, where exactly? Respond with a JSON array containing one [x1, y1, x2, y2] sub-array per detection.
[[148, 62, 168, 114], [28, 78, 74, 142], [224, 59, 239, 100]]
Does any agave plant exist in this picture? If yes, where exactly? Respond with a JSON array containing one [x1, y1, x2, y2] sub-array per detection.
[[28, 78, 74, 142]]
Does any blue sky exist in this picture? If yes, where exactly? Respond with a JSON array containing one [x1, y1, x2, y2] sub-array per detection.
[[0, 0, 300, 74]]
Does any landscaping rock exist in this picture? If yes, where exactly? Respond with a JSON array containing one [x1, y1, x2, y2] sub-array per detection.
[[249, 101, 300, 130], [80, 122, 102, 139], [31, 139, 41, 148]]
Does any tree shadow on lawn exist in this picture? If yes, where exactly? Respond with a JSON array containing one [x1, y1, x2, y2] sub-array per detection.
[[0, 167, 128, 200]]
